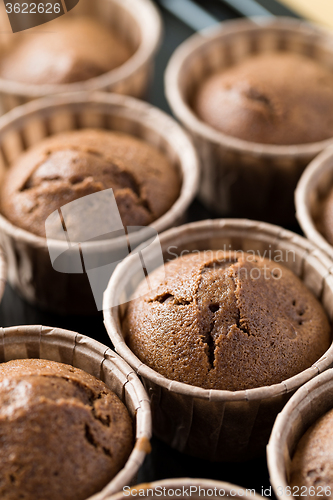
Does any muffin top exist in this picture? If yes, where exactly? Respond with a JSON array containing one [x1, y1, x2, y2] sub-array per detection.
[[0, 16, 131, 85], [124, 251, 331, 391], [290, 407, 333, 494], [194, 52, 333, 145], [0, 358, 133, 500], [0, 129, 180, 239]]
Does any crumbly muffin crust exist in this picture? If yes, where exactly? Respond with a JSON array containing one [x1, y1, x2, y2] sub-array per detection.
[[124, 251, 331, 391], [0, 358, 133, 500], [290, 408, 333, 497], [194, 53, 333, 145], [0, 129, 180, 238], [0, 17, 131, 85]]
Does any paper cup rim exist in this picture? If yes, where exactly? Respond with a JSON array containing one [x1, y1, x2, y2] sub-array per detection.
[[0, 0, 162, 97], [295, 145, 333, 260], [0, 90, 199, 252], [267, 367, 333, 500], [107, 478, 264, 500], [165, 16, 333, 157], [103, 218, 333, 403], [0, 324, 152, 500]]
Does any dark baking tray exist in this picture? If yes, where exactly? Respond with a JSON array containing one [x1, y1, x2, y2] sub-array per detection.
[[0, 1, 303, 496]]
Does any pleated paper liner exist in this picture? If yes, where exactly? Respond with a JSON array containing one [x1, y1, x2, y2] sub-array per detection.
[[0, 92, 199, 314], [106, 478, 264, 500], [0, 325, 152, 500], [103, 219, 333, 462], [0, 0, 162, 112], [165, 17, 333, 225], [296, 145, 333, 260], [267, 368, 333, 500]]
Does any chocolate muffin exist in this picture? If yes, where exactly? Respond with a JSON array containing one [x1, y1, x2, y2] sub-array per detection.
[[0, 129, 180, 238], [0, 358, 133, 500], [290, 408, 333, 497], [124, 251, 331, 391], [0, 16, 131, 85], [194, 52, 333, 145]]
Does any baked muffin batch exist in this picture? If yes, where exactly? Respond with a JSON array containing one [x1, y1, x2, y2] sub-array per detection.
[[0, 1, 333, 499]]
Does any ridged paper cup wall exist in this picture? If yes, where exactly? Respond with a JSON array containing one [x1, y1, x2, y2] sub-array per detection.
[[267, 368, 333, 500], [165, 17, 333, 225], [0, 0, 162, 111], [0, 92, 199, 314], [296, 145, 333, 260], [104, 219, 333, 461], [0, 324, 152, 500]]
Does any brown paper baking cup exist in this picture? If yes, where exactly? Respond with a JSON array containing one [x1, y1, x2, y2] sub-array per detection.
[[0, 0, 162, 111], [103, 218, 333, 462], [165, 17, 333, 225], [267, 368, 333, 500], [0, 324, 152, 500], [0, 91, 199, 314], [295, 145, 333, 260], [107, 478, 264, 500]]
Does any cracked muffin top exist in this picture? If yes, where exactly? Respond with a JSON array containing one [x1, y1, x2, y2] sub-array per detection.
[[290, 407, 333, 495], [0, 17, 131, 85], [0, 128, 180, 238], [124, 251, 331, 391], [194, 52, 333, 145], [0, 358, 133, 500]]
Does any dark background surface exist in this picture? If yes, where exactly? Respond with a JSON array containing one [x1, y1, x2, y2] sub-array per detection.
[[0, 0, 303, 496]]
